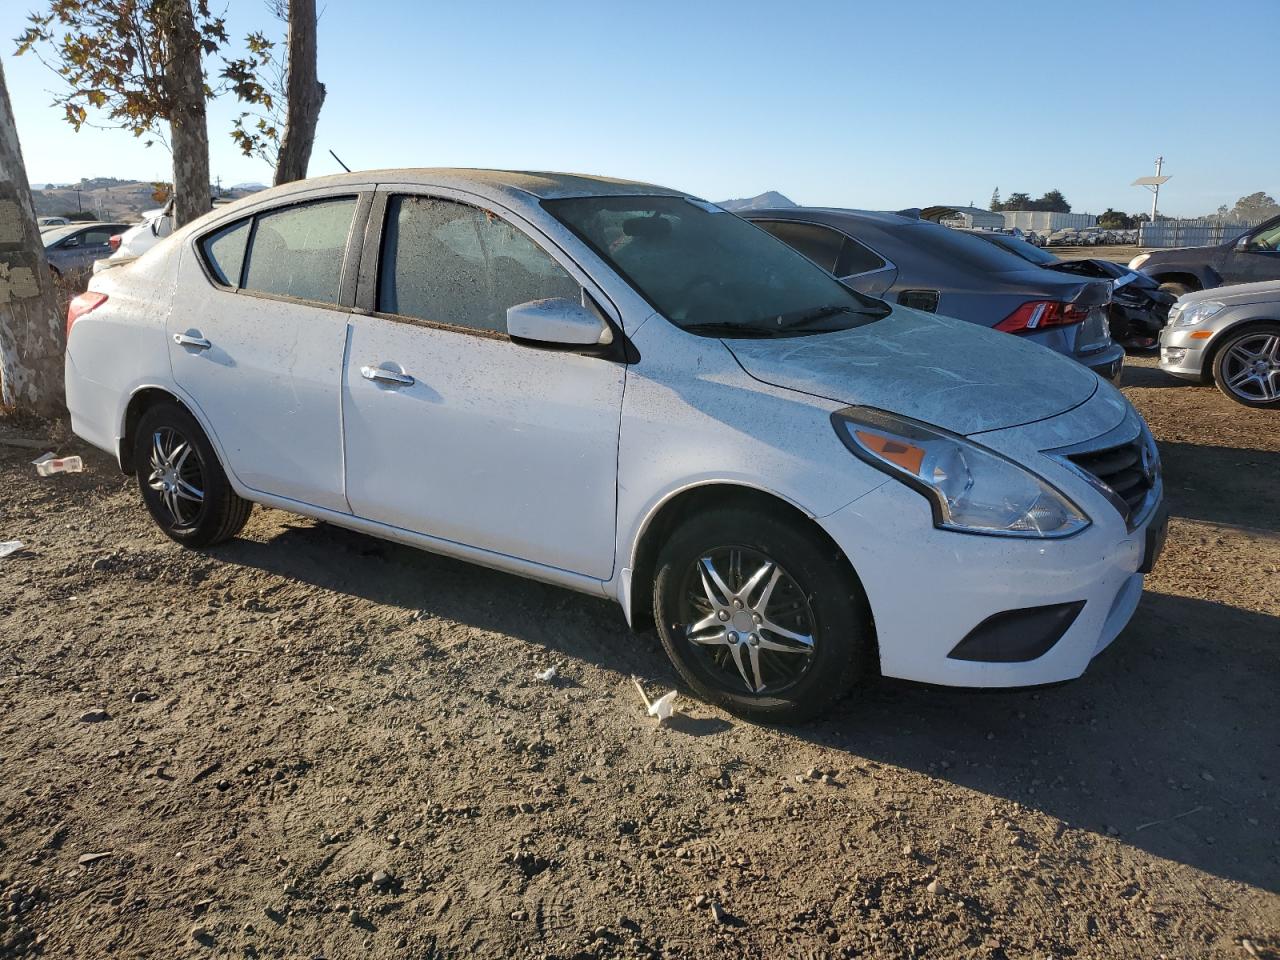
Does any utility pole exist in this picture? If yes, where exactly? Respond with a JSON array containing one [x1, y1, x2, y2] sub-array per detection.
[[1132, 157, 1170, 223], [73, 183, 82, 212]]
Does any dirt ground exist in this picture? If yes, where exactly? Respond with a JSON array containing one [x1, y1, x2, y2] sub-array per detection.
[[0, 353, 1276, 960]]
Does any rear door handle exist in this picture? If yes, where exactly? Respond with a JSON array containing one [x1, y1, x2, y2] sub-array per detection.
[[173, 333, 212, 350], [360, 365, 415, 387]]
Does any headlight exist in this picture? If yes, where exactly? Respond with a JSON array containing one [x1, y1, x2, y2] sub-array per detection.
[[832, 407, 1090, 538], [1128, 254, 1150, 270], [1170, 300, 1224, 328]]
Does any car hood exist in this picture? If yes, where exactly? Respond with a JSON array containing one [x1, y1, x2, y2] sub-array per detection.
[[723, 307, 1099, 436], [1181, 279, 1280, 307]]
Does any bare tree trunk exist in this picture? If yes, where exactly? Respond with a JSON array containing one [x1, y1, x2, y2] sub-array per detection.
[[0, 59, 66, 418], [161, 0, 211, 228], [274, 0, 325, 186]]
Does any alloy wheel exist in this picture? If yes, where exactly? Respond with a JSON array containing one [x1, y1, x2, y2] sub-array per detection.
[[146, 426, 205, 529], [1221, 333, 1280, 403], [676, 546, 817, 694]]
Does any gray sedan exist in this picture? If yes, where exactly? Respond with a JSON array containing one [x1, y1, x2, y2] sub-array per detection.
[[742, 208, 1125, 382], [1159, 280, 1280, 408], [43, 222, 129, 276]]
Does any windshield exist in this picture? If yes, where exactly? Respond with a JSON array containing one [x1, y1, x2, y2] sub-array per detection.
[[981, 232, 1060, 266], [543, 195, 889, 337]]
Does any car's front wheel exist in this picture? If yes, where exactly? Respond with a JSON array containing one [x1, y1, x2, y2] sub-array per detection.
[[1212, 323, 1280, 408], [652, 505, 872, 723], [133, 403, 253, 546]]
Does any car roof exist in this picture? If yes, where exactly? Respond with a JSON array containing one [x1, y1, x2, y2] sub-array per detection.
[[252, 168, 688, 203], [743, 206, 922, 228], [42, 222, 128, 242]]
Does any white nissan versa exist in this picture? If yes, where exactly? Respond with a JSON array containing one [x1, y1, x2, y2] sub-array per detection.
[[66, 170, 1168, 721]]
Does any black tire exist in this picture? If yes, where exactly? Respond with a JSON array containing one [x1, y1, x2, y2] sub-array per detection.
[[652, 505, 872, 723], [1158, 281, 1194, 298], [1210, 322, 1280, 409], [133, 403, 252, 546]]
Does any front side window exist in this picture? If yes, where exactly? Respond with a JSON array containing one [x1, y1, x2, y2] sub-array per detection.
[[545, 195, 888, 337], [378, 195, 581, 333], [241, 196, 357, 304], [1247, 221, 1280, 251], [79, 228, 117, 247]]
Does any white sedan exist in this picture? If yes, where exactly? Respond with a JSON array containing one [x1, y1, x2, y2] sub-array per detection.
[[64, 170, 1167, 721]]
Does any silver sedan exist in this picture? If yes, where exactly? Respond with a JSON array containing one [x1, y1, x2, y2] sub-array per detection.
[[1159, 280, 1280, 408]]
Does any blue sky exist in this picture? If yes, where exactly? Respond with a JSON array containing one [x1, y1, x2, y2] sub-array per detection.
[[4, 0, 1276, 217]]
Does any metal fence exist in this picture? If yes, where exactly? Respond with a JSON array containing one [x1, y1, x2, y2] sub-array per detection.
[[1138, 219, 1263, 248]]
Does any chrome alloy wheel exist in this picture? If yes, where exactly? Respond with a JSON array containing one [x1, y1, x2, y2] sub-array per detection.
[[677, 546, 817, 694], [1221, 333, 1280, 403], [146, 427, 205, 528]]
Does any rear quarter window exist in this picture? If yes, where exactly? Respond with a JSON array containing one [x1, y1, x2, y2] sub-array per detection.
[[200, 219, 251, 287]]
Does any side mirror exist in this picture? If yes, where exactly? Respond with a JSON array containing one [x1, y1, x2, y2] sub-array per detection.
[[61, 236, 80, 248], [1236, 235, 1252, 252], [506, 297, 613, 351]]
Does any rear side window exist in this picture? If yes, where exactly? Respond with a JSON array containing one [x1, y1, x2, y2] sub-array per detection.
[[835, 238, 887, 277], [755, 220, 845, 273], [241, 197, 357, 304], [201, 219, 251, 287], [378, 195, 580, 333]]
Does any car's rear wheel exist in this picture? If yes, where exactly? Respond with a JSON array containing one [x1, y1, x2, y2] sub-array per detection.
[[1211, 323, 1280, 408], [652, 505, 872, 723], [133, 403, 253, 546]]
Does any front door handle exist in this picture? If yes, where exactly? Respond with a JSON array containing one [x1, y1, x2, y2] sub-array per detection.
[[173, 333, 212, 350], [360, 365, 415, 387]]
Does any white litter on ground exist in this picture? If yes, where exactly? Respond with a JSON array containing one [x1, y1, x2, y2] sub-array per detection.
[[32, 453, 83, 476], [0, 541, 24, 559], [535, 665, 557, 682], [631, 677, 677, 724]]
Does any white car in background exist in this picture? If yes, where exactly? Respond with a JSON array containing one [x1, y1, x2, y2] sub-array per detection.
[[64, 169, 1167, 722], [93, 199, 235, 273]]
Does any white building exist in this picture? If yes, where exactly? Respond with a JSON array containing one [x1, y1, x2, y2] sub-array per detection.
[[1000, 210, 1097, 232]]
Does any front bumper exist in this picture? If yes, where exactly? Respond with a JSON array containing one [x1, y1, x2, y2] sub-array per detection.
[[1158, 323, 1212, 381], [819, 466, 1163, 689]]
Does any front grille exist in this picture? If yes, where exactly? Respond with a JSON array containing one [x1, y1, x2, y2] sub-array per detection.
[[1067, 437, 1154, 526]]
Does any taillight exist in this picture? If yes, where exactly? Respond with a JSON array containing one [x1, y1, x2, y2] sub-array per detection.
[[66, 291, 108, 339], [108, 234, 122, 251], [995, 299, 1091, 334]]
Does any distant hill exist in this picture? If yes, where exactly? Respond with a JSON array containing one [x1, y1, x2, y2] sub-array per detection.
[[717, 190, 796, 212], [31, 178, 265, 222]]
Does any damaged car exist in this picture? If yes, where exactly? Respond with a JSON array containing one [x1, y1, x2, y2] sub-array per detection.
[[65, 170, 1166, 721], [967, 230, 1173, 349]]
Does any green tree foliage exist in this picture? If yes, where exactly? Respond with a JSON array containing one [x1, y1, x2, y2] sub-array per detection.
[[15, 0, 269, 147], [1098, 208, 1137, 229], [992, 189, 1071, 213], [1231, 192, 1280, 221], [989, 187, 1001, 212]]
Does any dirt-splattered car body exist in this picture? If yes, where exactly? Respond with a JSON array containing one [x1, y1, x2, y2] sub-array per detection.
[[65, 170, 1166, 713]]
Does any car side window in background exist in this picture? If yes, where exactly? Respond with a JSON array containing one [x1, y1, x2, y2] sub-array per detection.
[[754, 221, 845, 274], [1248, 222, 1280, 251], [241, 197, 357, 304], [200, 219, 251, 287], [379, 195, 581, 333], [80, 228, 116, 247], [835, 238, 887, 277]]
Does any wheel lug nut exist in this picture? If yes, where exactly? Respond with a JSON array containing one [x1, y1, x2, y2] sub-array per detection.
[[748, 634, 759, 646], [752, 613, 762, 624], [728, 632, 739, 644], [733, 599, 743, 609], [717, 611, 729, 622]]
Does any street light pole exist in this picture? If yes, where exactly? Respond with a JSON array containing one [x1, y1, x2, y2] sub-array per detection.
[[1150, 156, 1162, 222]]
